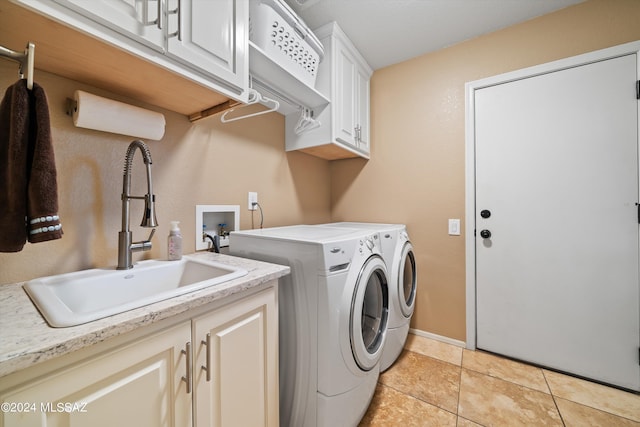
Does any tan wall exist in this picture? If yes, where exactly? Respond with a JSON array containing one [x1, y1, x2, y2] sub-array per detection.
[[0, 65, 331, 284], [3, 0, 640, 343], [330, 0, 640, 341]]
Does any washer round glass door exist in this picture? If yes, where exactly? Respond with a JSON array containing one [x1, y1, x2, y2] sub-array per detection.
[[398, 242, 417, 318], [350, 255, 389, 371]]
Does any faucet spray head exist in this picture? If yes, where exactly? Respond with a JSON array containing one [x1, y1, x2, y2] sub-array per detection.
[[141, 194, 158, 227]]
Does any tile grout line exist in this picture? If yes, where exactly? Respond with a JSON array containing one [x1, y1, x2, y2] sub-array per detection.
[[374, 380, 460, 420], [542, 369, 567, 426], [402, 338, 640, 425], [380, 348, 465, 421], [456, 362, 555, 396], [543, 369, 640, 423], [457, 348, 465, 417], [459, 349, 565, 397], [456, 351, 464, 427], [403, 347, 462, 369], [456, 350, 488, 427]]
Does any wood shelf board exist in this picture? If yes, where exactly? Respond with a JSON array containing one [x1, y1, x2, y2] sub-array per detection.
[[297, 143, 366, 160]]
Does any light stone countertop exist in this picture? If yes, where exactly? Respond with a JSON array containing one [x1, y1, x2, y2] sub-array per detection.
[[0, 252, 289, 378]]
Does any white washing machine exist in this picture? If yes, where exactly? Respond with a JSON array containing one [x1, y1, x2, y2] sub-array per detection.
[[316, 222, 417, 371], [229, 225, 389, 427]]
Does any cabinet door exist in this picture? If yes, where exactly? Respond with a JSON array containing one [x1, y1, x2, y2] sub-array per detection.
[[1, 322, 192, 427], [334, 42, 357, 148], [166, 0, 247, 90], [355, 66, 370, 154], [193, 288, 278, 427], [52, 0, 165, 50]]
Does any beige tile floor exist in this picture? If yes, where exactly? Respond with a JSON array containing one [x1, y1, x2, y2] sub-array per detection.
[[360, 334, 640, 426]]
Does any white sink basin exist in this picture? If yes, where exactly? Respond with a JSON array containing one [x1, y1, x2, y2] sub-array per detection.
[[23, 256, 248, 327]]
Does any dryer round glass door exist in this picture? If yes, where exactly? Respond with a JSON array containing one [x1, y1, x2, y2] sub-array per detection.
[[399, 242, 417, 318], [350, 255, 389, 371]]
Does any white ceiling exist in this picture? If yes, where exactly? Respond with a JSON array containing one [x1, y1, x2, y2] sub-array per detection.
[[284, 0, 585, 70]]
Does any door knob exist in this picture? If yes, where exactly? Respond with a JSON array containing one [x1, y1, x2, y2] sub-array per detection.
[[480, 229, 492, 239], [480, 210, 491, 219]]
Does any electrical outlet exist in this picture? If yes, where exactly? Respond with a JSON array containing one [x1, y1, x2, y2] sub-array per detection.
[[248, 192, 258, 210]]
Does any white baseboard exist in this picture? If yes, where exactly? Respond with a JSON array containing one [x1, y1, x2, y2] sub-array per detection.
[[409, 328, 466, 348]]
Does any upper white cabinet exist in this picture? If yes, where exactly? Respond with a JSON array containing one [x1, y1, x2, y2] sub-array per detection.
[[9, 0, 248, 113], [334, 34, 370, 153], [51, 0, 247, 93], [50, 0, 166, 50], [285, 21, 373, 160], [165, 0, 246, 90]]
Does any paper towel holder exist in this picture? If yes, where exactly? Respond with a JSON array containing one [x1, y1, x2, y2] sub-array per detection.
[[65, 98, 78, 116]]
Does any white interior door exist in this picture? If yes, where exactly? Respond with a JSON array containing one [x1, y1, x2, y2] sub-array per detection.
[[474, 53, 640, 391]]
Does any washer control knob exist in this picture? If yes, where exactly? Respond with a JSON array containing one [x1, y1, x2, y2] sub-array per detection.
[[330, 247, 341, 253]]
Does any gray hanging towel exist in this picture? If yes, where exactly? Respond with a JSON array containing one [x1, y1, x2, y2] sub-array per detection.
[[0, 79, 62, 252]]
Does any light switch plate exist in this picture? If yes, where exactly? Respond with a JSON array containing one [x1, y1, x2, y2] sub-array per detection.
[[448, 219, 461, 236]]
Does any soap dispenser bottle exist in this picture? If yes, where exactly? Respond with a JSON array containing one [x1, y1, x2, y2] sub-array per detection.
[[168, 221, 182, 261]]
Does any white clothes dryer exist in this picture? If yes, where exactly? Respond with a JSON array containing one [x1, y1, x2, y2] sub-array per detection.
[[316, 222, 417, 371], [229, 225, 389, 427]]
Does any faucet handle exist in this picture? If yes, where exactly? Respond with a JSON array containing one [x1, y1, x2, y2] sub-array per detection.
[[130, 228, 155, 254]]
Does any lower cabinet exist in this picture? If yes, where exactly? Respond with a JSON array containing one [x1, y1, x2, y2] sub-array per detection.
[[193, 287, 278, 427], [0, 285, 278, 427], [1, 322, 193, 427]]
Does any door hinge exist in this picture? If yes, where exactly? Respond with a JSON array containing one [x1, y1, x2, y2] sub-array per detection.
[[637, 81, 640, 100], [637, 203, 640, 224]]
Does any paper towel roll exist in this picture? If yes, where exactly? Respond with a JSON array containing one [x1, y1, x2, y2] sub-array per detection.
[[72, 90, 166, 140]]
